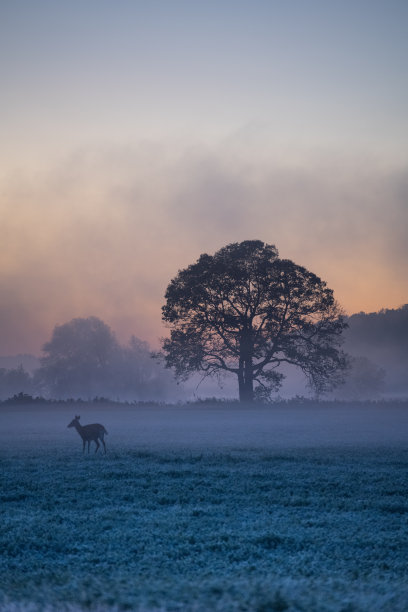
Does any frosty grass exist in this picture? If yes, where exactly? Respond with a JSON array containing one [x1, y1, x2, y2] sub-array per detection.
[[0, 403, 407, 611]]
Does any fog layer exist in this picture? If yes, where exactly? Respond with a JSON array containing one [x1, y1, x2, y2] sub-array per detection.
[[1, 402, 407, 453], [1, 148, 407, 354]]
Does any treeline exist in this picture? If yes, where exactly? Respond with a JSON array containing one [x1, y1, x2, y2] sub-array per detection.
[[0, 392, 164, 406], [347, 305, 408, 352], [0, 366, 34, 401], [1, 393, 407, 410], [342, 304, 408, 398], [0, 317, 180, 402]]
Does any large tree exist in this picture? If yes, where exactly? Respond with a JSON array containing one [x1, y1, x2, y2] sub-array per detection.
[[161, 240, 348, 401]]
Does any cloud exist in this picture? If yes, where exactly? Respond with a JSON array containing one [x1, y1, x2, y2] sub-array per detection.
[[0, 142, 407, 354]]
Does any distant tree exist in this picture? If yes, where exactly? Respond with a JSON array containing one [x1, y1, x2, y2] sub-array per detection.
[[111, 336, 178, 401], [344, 305, 408, 396], [37, 316, 179, 401], [38, 317, 120, 398], [161, 240, 348, 402], [346, 305, 408, 357], [335, 356, 385, 400], [0, 365, 34, 400]]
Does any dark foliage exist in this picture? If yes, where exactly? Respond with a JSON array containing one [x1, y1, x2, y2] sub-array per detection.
[[161, 240, 348, 401], [0, 365, 34, 400], [347, 305, 408, 355], [344, 305, 408, 396]]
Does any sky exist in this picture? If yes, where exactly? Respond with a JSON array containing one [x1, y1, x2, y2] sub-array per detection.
[[1, 0, 407, 355]]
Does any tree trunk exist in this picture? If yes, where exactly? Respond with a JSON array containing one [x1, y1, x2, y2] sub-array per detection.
[[238, 343, 254, 402], [239, 377, 254, 402]]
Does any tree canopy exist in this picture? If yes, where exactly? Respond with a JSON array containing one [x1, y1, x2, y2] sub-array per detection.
[[39, 316, 119, 398], [161, 240, 348, 401], [38, 316, 177, 400]]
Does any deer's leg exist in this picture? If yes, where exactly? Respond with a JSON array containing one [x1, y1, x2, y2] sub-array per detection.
[[88, 440, 91, 453], [82, 439, 86, 453], [101, 438, 106, 454], [95, 439, 100, 453]]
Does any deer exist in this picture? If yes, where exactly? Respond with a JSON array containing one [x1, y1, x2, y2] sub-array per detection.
[[67, 415, 108, 454]]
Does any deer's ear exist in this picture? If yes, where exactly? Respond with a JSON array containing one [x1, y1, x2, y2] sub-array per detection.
[[76, 415, 80, 420]]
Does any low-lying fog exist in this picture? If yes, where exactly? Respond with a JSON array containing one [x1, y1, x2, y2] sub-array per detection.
[[1, 402, 407, 453]]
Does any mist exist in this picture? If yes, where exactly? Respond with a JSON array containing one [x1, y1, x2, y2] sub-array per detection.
[[1, 145, 407, 355], [1, 400, 408, 455], [1, 304, 407, 402]]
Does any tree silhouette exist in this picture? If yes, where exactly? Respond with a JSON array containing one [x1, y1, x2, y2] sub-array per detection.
[[39, 316, 120, 398], [0, 365, 33, 400], [161, 240, 348, 401], [38, 316, 179, 400]]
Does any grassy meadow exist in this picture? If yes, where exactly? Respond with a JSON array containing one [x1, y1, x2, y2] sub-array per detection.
[[0, 401, 407, 611]]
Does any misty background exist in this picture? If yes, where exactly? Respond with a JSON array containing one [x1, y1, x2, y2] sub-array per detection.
[[1, 150, 407, 357], [0, 305, 406, 402]]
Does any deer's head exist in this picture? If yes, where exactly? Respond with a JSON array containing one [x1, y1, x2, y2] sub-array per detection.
[[67, 415, 80, 428]]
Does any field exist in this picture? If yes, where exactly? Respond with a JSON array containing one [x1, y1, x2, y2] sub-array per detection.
[[1, 402, 408, 611]]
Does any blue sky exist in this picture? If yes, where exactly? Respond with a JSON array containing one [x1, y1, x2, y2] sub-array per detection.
[[0, 0, 407, 353]]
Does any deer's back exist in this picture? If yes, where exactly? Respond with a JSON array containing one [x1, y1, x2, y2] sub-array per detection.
[[82, 423, 106, 438]]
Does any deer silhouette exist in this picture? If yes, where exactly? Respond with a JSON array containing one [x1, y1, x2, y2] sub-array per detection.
[[68, 415, 108, 454]]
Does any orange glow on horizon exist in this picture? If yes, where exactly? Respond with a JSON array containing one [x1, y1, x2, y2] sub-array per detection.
[[0, 148, 406, 355]]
